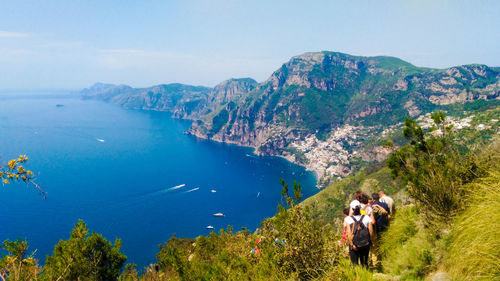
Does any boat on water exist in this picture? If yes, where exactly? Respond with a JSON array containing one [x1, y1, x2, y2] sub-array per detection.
[[206, 225, 214, 230], [213, 213, 224, 217], [170, 184, 185, 190], [211, 189, 216, 193], [96, 138, 105, 142]]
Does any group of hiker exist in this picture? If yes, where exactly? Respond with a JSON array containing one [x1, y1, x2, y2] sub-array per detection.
[[341, 189, 394, 267]]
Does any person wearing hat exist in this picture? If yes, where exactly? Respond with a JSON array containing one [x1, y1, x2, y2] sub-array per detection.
[[345, 200, 374, 267]]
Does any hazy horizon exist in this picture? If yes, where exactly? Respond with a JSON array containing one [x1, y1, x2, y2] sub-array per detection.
[[1, 0, 499, 90]]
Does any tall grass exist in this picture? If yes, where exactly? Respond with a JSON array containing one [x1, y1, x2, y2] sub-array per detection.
[[323, 259, 376, 281], [444, 170, 500, 280], [377, 206, 437, 280]]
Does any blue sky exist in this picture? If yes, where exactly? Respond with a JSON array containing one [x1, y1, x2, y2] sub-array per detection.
[[0, 0, 499, 89]]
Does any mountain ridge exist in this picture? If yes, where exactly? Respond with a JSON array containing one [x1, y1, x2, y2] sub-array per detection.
[[81, 51, 500, 186]]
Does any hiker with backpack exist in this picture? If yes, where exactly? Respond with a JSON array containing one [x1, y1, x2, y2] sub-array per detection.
[[370, 193, 390, 233], [346, 200, 374, 267], [378, 189, 394, 217]]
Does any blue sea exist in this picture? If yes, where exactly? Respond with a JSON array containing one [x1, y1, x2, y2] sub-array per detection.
[[0, 92, 317, 266]]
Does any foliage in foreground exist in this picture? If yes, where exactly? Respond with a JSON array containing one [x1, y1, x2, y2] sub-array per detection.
[[0, 155, 45, 197], [0, 220, 126, 281], [387, 112, 487, 224], [378, 206, 437, 280], [44, 220, 127, 281], [0, 238, 41, 281], [149, 180, 344, 280], [1, 109, 499, 280], [444, 157, 500, 280]]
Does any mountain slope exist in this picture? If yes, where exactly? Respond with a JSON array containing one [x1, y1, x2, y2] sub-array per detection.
[[188, 51, 500, 184], [82, 51, 500, 185], [82, 83, 212, 118], [82, 78, 257, 119]]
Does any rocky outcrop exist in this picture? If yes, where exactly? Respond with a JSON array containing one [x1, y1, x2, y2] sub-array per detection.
[[81, 78, 257, 119], [206, 78, 257, 111], [82, 51, 500, 186], [82, 83, 211, 119], [188, 52, 500, 186]]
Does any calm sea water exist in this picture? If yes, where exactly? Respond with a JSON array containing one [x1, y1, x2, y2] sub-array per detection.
[[0, 92, 317, 266]]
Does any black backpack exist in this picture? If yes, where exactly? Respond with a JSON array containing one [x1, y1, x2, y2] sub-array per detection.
[[351, 215, 371, 249]]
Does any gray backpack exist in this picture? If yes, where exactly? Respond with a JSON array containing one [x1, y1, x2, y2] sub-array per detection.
[[351, 215, 371, 248]]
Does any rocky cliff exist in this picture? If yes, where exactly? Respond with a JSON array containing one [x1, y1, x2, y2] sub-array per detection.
[[188, 52, 500, 184], [82, 51, 500, 186], [82, 79, 257, 119]]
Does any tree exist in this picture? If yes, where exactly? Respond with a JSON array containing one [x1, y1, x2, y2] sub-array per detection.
[[387, 113, 482, 222], [0, 239, 40, 281], [44, 220, 127, 281]]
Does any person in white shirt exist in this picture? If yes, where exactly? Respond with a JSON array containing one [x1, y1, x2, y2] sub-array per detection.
[[346, 200, 374, 267], [378, 189, 395, 215], [358, 192, 376, 225]]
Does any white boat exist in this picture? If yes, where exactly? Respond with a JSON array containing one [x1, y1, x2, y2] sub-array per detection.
[[213, 213, 225, 217], [169, 184, 185, 190], [206, 225, 214, 230], [211, 189, 217, 193], [96, 138, 105, 142]]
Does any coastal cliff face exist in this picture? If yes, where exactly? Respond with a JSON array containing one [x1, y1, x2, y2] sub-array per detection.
[[82, 51, 500, 185], [188, 52, 500, 184], [82, 83, 212, 119], [81, 79, 257, 119], [205, 78, 258, 112]]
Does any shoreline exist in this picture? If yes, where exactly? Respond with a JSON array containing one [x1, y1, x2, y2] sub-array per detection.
[[186, 129, 323, 189]]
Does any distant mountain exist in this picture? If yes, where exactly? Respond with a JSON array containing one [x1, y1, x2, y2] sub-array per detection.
[[81, 78, 257, 119], [82, 51, 500, 185], [82, 83, 213, 118]]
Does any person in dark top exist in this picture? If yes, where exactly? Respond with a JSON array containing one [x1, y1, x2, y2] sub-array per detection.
[[370, 193, 390, 233]]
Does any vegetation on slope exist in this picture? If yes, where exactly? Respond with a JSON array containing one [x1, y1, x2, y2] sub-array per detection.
[[1, 108, 499, 280], [444, 147, 500, 280], [300, 163, 406, 229]]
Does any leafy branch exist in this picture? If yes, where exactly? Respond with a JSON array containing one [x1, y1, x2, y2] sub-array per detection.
[[0, 155, 46, 198]]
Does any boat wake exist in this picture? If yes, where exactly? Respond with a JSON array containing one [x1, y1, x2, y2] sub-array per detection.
[[184, 187, 199, 193], [166, 184, 186, 191], [143, 184, 186, 197]]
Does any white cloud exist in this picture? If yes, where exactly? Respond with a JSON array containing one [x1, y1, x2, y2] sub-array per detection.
[[0, 30, 29, 38]]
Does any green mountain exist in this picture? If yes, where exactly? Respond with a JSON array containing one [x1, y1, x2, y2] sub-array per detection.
[[81, 78, 257, 119], [82, 51, 500, 186], [189, 52, 499, 184], [81, 83, 213, 118]]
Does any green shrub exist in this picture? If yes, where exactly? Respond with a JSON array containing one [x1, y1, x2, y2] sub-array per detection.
[[44, 220, 127, 281], [387, 114, 483, 224], [0, 238, 41, 281]]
